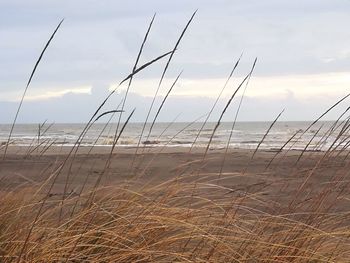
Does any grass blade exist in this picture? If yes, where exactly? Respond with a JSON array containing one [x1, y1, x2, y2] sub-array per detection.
[[3, 19, 64, 159]]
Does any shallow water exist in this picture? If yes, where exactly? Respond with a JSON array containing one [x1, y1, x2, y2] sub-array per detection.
[[0, 121, 344, 150]]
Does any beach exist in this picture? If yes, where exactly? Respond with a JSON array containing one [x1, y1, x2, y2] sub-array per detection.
[[1, 145, 349, 212], [1, 119, 349, 261]]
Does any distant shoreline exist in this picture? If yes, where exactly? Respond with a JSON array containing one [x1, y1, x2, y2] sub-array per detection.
[[1, 145, 330, 156], [0, 120, 339, 125]]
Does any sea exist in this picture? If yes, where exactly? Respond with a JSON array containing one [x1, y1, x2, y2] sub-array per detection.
[[0, 121, 345, 151]]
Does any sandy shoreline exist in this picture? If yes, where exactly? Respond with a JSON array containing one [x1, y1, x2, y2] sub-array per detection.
[[1, 145, 349, 210], [0, 144, 326, 156]]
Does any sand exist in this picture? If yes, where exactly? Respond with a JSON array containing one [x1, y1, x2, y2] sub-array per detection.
[[1, 145, 349, 212]]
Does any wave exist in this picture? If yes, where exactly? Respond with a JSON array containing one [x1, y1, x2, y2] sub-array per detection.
[[142, 140, 160, 145]]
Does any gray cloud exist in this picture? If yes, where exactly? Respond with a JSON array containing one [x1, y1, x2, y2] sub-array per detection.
[[1, 89, 348, 123], [0, 0, 349, 122]]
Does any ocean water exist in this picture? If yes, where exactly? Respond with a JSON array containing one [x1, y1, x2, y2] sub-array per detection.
[[0, 121, 345, 151]]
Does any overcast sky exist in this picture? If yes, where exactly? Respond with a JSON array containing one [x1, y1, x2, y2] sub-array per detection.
[[0, 0, 349, 123]]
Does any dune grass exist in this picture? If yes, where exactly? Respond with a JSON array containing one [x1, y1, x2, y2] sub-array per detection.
[[0, 158, 350, 262], [1, 15, 350, 263]]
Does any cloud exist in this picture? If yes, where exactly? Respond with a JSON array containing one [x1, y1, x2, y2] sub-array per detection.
[[1, 0, 350, 122], [1, 89, 348, 124], [110, 72, 350, 100], [0, 85, 92, 102]]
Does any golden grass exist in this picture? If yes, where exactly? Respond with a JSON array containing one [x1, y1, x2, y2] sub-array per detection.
[[0, 166, 350, 262]]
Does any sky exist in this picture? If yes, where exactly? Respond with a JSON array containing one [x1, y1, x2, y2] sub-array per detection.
[[0, 0, 349, 123]]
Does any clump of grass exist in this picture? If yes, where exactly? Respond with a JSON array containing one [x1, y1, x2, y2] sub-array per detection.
[[1, 166, 350, 262]]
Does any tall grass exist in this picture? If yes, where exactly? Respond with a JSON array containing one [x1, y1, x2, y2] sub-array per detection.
[[3, 19, 64, 159], [1, 15, 350, 263]]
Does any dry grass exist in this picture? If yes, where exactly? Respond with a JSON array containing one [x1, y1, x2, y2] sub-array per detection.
[[1, 14, 350, 262], [0, 165, 350, 262]]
